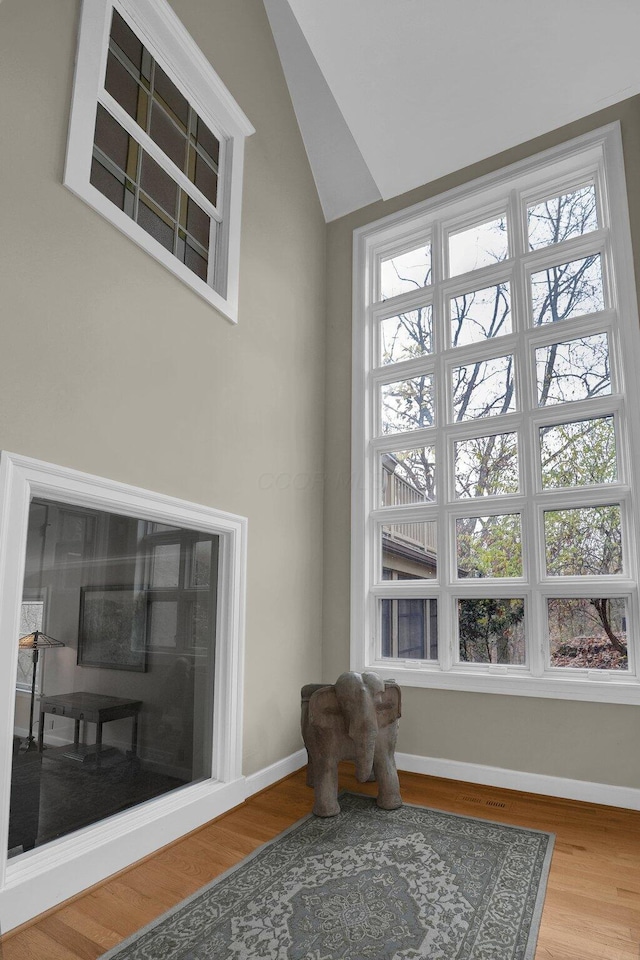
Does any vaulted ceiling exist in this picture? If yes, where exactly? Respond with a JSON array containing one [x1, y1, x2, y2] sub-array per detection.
[[264, 0, 640, 221]]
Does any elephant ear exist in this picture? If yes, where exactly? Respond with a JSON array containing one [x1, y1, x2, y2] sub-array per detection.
[[376, 682, 401, 726], [308, 685, 342, 727]]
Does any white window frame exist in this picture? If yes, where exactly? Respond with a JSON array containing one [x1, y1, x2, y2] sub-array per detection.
[[352, 123, 640, 704], [64, 0, 254, 323], [0, 452, 247, 931]]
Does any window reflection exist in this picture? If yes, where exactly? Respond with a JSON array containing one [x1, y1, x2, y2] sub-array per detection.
[[9, 499, 218, 859]]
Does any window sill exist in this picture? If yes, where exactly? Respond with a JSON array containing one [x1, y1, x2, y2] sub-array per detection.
[[365, 659, 640, 704]]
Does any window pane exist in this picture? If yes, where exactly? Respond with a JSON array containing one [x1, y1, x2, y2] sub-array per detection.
[[381, 598, 438, 660], [540, 417, 617, 489], [548, 597, 628, 670], [148, 599, 178, 646], [90, 156, 126, 211], [194, 115, 220, 167], [10, 499, 218, 858], [380, 244, 432, 300], [456, 514, 522, 578], [193, 151, 218, 206], [151, 542, 181, 587], [448, 216, 508, 277], [183, 240, 208, 281], [192, 540, 213, 587], [544, 505, 622, 576], [455, 432, 519, 498], [137, 198, 175, 251], [105, 51, 148, 125], [450, 282, 511, 347], [382, 521, 437, 580], [379, 306, 432, 365], [528, 184, 598, 250], [191, 593, 212, 648], [110, 9, 144, 75], [94, 103, 131, 172], [536, 333, 611, 406], [92, 109, 215, 284], [154, 64, 189, 130], [92, 109, 140, 214], [380, 375, 435, 434], [531, 254, 604, 325], [107, 15, 221, 216], [380, 448, 436, 506], [458, 598, 525, 664], [140, 152, 177, 217], [452, 354, 515, 422], [180, 194, 210, 250], [150, 101, 187, 170]]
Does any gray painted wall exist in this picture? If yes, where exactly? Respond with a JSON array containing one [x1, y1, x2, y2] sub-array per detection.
[[0, 0, 326, 777]]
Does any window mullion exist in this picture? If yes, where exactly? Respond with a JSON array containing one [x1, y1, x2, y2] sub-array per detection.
[[98, 91, 223, 222], [431, 218, 455, 671], [511, 186, 542, 676]]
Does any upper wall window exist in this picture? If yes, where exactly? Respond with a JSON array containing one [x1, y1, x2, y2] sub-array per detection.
[[352, 124, 640, 704], [65, 0, 254, 322]]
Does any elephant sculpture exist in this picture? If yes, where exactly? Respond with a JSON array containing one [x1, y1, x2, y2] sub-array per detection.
[[301, 671, 402, 817]]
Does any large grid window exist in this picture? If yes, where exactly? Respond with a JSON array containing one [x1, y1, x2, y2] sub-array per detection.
[[352, 125, 640, 702], [65, 0, 254, 322]]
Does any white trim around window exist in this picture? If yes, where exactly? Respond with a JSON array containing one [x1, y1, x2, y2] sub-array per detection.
[[0, 452, 247, 930], [65, 0, 254, 323], [352, 123, 640, 704]]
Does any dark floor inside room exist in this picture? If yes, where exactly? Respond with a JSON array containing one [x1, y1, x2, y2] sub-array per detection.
[[9, 737, 185, 858]]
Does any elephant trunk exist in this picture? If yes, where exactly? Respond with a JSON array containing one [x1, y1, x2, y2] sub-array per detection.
[[352, 725, 377, 782], [335, 671, 385, 783]]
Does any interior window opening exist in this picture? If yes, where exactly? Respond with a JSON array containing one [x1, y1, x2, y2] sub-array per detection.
[[9, 496, 218, 859]]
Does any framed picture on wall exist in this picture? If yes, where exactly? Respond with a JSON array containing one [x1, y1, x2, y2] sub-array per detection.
[[78, 585, 147, 671]]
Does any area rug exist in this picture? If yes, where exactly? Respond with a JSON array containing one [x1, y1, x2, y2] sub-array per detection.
[[100, 793, 554, 960]]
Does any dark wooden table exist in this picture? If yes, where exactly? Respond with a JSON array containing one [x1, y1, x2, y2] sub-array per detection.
[[38, 692, 142, 763]]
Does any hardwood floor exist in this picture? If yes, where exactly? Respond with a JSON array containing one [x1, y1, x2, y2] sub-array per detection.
[[1, 765, 639, 959]]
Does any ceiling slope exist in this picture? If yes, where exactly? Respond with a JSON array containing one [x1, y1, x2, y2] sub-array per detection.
[[268, 0, 640, 221], [264, 0, 381, 221]]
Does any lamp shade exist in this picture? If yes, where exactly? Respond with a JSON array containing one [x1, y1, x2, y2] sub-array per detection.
[[18, 630, 65, 650]]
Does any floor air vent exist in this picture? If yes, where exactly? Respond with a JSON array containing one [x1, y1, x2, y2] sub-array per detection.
[[457, 795, 509, 810]]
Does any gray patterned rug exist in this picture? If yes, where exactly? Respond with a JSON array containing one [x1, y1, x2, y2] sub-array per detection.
[[100, 793, 554, 960]]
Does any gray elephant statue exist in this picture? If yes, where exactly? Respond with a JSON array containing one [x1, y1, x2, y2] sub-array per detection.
[[301, 670, 402, 817]]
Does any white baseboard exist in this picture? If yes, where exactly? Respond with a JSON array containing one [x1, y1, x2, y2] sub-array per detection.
[[396, 752, 640, 811], [13, 727, 79, 749], [245, 749, 307, 796], [252, 747, 640, 813]]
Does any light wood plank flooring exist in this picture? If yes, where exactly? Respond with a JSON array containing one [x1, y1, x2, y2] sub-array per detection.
[[1, 766, 639, 959]]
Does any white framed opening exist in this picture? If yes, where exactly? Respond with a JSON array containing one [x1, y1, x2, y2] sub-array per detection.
[[64, 0, 254, 322], [352, 123, 640, 703], [0, 452, 247, 932]]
